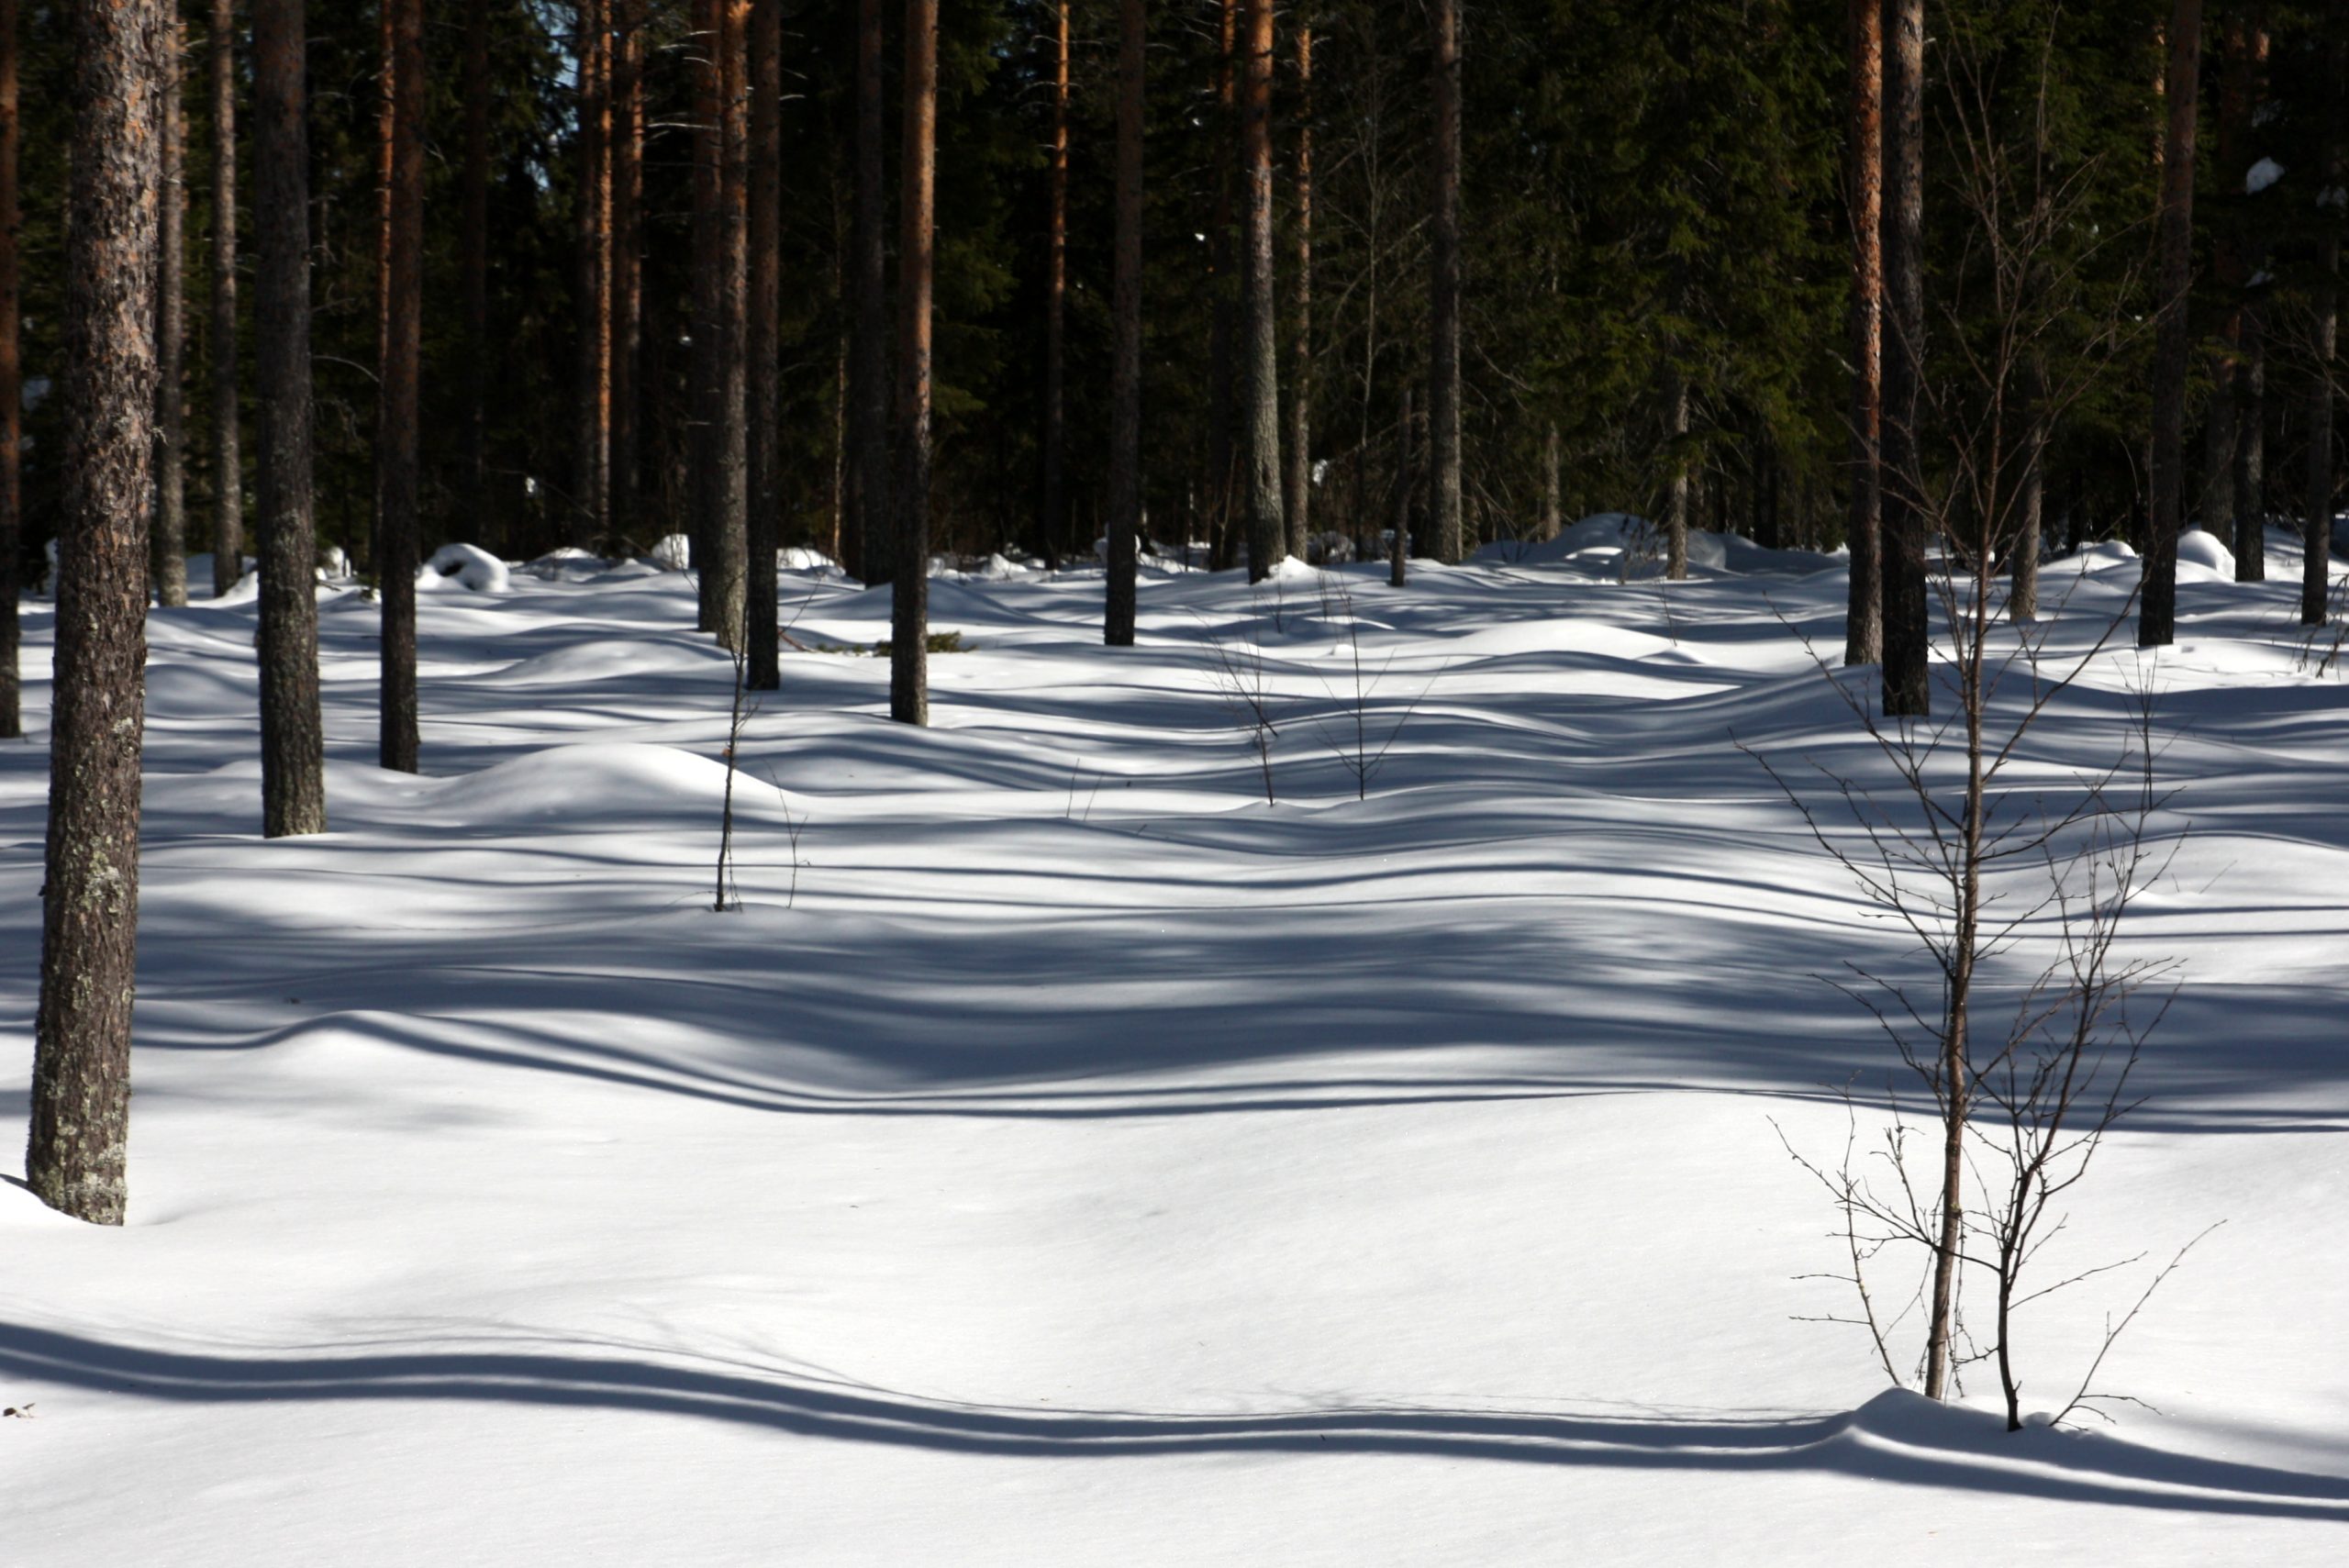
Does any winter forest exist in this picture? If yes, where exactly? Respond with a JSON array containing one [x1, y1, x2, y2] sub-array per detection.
[[4, 0, 2349, 1560]]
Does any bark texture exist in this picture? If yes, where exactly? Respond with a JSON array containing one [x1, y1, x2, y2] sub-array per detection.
[[1041, 0, 1068, 561], [1429, 0, 1464, 564], [574, 0, 609, 550], [690, 0, 721, 627], [0, 0, 20, 740], [745, 0, 781, 690], [253, 0, 328, 837], [711, 0, 750, 651], [207, 0, 240, 599], [610, 0, 642, 548], [1283, 23, 1313, 560], [891, 0, 938, 726], [2308, 236, 2338, 628], [849, 0, 890, 584], [460, 0, 490, 543], [1239, 0, 1284, 579], [31, 0, 166, 1226], [377, 0, 423, 773], [2141, 0, 2203, 650], [1104, 0, 1143, 647], [152, 20, 187, 607], [1843, 0, 1884, 665], [1878, 0, 1930, 716]]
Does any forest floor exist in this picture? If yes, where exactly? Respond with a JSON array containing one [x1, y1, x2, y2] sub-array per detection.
[[4, 526, 2348, 1564]]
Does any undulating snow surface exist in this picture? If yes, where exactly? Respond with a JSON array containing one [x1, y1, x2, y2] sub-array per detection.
[[4, 532, 2348, 1564]]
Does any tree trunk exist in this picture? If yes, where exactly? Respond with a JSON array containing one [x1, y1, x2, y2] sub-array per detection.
[[0, 0, 17, 739], [2141, 0, 2204, 651], [1284, 22, 1313, 561], [1041, 0, 1069, 562], [1429, 0, 1464, 565], [460, 0, 490, 548], [746, 0, 781, 689], [1104, 0, 1142, 646], [31, 0, 165, 1226], [1542, 423, 1561, 541], [891, 0, 938, 726], [377, 0, 423, 774], [1879, 0, 1930, 715], [711, 0, 750, 651], [1207, 0, 1237, 573], [1664, 371, 1689, 578], [1240, 0, 1284, 579], [690, 0, 721, 625], [208, 0, 240, 599], [849, 0, 890, 584], [152, 20, 186, 607], [1843, 0, 1883, 664], [1389, 384, 1412, 587], [253, 0, 328, 838], [2200, 11, 2250, 537], [2011, 356, 2044, 622], [610, 0, 643, 550], [574, 0, 609, 550], [2308, 234, 2338, 628], [2233, 303, 2266, 579]]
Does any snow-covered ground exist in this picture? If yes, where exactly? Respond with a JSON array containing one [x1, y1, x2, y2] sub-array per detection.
[[4, 531, 2346, 1564]]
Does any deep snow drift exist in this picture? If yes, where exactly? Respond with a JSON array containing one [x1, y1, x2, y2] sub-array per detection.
[[3, 534, 2347, 1564]]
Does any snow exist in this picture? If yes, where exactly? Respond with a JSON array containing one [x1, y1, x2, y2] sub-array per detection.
[[2176, 527, 2236, 581], [418, 542, 510, 594], [4, 527, 2348, 1563], [2246, 156, 2285, 195]]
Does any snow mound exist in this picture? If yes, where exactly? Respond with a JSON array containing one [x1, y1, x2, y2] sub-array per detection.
[[1479, 513, 1734, 573], [419, 542, 511, 593], [650, 533, 693, 571], [2176, 528, 2236, 582], [779, 547, 842, 575], [2246, 156, 2285, 195], [528, 547, 612, 583], [429, 742, 739, 824]]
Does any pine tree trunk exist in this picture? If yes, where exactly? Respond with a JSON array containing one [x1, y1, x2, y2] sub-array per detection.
[[377, 0, 423, 774], [2308, 234, 2338, 628], [2141, 0, 2204, 651], [849, 0, 890, 584], [1389, 384, 1412, 587], [891, 0, 937, 726], [1541, 423, 1561, 541], [152, 21, 187, 608], [610, 0, 643, 550], [31, 0, 166, 1226], [1664, 371, 1689, 579], [745, 0, 781, 690], [2011, 356, 2044, 622], [2233, 305, 2266, 579], [2201, 12, 2249, 537], [461, 0, 490, 548], [1206, 0, 1237, 572], [1843, 0, 1883, 665], [574, 0, 609, 550], [253, 0, 328, 838], [1879, 0, 1930, 715], [690, 0, 722, 626], [1283, 23, 1313, 562], [208, 0, 241, 600], [1239, 0, 1284, 579], [1429, 0, 1463, 565], [1104, 0, 1143, 647], [1041, 0, 1069, 562], [711, 0, 750, 651], [0, 0, 17, 739]]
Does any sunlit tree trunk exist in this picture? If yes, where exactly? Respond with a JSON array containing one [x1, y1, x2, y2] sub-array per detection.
[[1104, 0, 1142, 646], [1284, 22, 1313, 562], [2141, 0, 2204, 650], [461, 0, 490, 547], [610, 0, 644, 550], [1239, 0, 1285, 578], [207, 0, 240, 600], [891, 0, 938, 725], [1843, 0, 1883, 665], [1429, 0, 1463, 564], [2307, 234, 2338, 628], [377, 0, 423, 773], [1041, 0, 1069, 562], [574, 0, 610, 550], [0, 0, 17, 738], [746, 0, 781, 689], [152, 19, 187, 607], [690, 0, 721, 626]]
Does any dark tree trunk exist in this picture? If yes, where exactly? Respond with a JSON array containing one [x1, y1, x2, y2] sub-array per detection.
[[711, 0, 749, 651], [891, 0, 937, 725], [1389, 384, 1412, 587], [2141, 0, 2204, 651], [31, 0, 165, 1226], [253, 0, 328, 837], [574, 0, 609, 550], [377, 0, 423, 774], [460, 0, 490, 546], [2308, 235, 2338, 628], [1843, 0, 1883, 665], [1541, 423, 1561, 541], [1429, 0, 1463, 565], [1041, 0, 1068, 562], [209, 0, 241, 599], [611, 0, 642, 550], [745, 0, 781, 690], [0, 0, 17, 739], [1239, 0, 1284, 579], [2233, 304, 2266, 579], [1207, 0, 1236, 572], [849, 0, 890, 584], [1104, 0, 1142, 646], [690, 0, 721, 626], [1664, 371, 1689, 578], [1283, 22, 1313, 561], [2201, 11, 2250, 536], [153, 20, 186, 607], [1879, 0, 1930, 715]]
